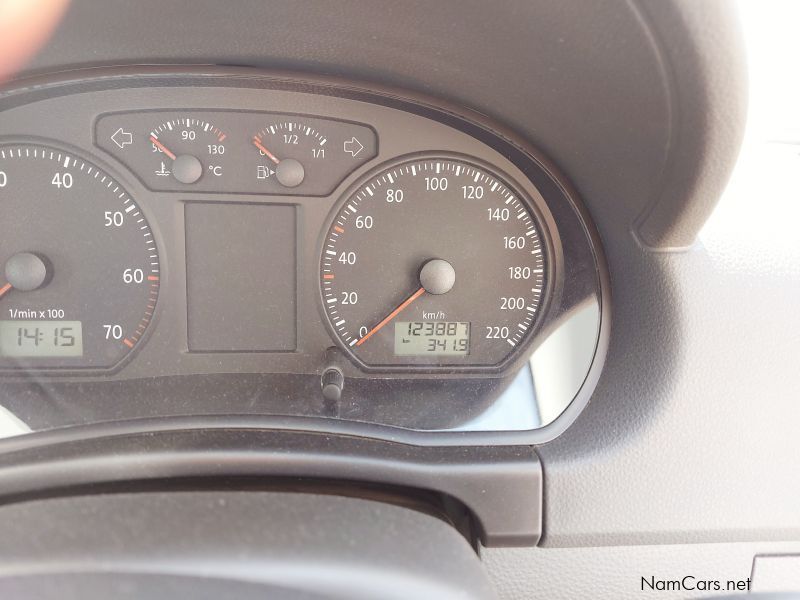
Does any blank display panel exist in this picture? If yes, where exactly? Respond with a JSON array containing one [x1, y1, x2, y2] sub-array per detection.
[[185, 203, 297, 352]]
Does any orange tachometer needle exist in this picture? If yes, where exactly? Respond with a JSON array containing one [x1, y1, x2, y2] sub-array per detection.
[[149, 135, 177, 161], [0, 282, 11, 299], [356, 287, 426, 347], [252, 138, 281, 165]]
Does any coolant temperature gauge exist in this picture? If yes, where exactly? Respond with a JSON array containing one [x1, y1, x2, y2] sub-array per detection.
[[148, 117, 228, 185], [96, 113, 229, 192]]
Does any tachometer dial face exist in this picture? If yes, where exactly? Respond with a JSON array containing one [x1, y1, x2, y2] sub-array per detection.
[[321, 155, 548, 370], [0, 145, 160, 370]]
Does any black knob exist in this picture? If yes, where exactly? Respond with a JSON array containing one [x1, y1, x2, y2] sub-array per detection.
[[321, 367, 344, 402]]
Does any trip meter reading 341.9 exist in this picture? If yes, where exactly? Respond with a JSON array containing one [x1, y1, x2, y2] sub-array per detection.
[[321, 155, 548, 371]]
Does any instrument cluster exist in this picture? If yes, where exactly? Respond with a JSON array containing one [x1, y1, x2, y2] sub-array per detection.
[[0, 69, 605, 440]]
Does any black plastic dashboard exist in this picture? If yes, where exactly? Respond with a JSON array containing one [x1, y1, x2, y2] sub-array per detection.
[[4, 2, 795, 597], [0, 68, 607, 446]]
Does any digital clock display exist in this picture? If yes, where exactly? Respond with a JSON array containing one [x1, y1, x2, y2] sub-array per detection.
[[394, 321, 470, 356], [0, 321, 83, 357]]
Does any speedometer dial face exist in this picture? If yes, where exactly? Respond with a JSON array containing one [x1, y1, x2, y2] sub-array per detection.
[[321, 155, 548, 370], [0, 145, 159, 370]]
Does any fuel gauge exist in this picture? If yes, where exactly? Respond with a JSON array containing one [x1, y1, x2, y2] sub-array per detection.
[[247, 117, 377, 195], [251, 121, 328, 188]]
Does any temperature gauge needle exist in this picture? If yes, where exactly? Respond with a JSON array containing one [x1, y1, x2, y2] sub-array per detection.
[[149, 136, 176, 161], [0, 282, 12, 300], [356, 287, 426, 346], [252, 138, 281, 165]]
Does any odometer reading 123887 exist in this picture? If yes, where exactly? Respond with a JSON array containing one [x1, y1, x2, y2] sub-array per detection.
[[321, 155, 548, 370]]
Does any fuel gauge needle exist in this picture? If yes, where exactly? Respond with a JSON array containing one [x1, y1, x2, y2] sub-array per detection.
[[252, 137, 281, 165], [356, 287, 426, 346]]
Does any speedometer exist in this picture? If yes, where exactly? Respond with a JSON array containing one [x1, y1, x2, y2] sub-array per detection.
[[320, 155, 549, 371]]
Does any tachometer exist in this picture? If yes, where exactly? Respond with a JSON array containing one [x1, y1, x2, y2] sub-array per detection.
[[0, 144, 160, 370], [320, 155, 548, 370]]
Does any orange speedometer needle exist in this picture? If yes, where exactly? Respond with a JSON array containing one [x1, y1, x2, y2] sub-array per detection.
[[0, 282, 12, 300], [149, 135, 177, 161], [356, 287, 426, 347], [252, 137, 281, 165]]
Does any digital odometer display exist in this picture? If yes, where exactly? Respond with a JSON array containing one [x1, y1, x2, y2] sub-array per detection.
[[321, 155, 548, 370], [0, 321, 83, 357], [0, 145, 160, 370], [394, 321, 469, 356]]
